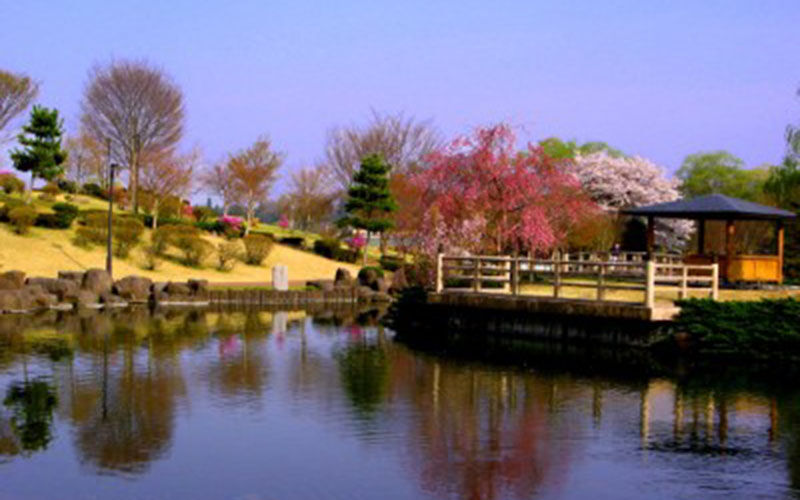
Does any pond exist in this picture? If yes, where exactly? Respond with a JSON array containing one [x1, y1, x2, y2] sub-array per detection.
[[0, 307, 798, 500]]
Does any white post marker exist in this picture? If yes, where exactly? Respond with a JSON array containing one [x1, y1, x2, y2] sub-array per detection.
[[272, 265, 289, 291]]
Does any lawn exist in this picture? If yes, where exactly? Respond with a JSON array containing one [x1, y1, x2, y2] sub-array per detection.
[[0, 191, 360, 283]]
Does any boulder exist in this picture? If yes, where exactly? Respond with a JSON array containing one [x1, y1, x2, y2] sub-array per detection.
[[0, 271, 26, 290], [22, 286, 56, 309], [82, 269, 113, 296], [357, 285, 375, 301], [389, 267, 409, 294], [188, 279, 209, 294], [372, 292, 393, 303], [165, 282, 192, 296], [25, 277, 79, 301], [0, 290, 25, 312], [307, 280, 335, 292], [100, 291, 128, 308], [71, 290, 101, 309], [114, 276, 153, 303], [374, 277, 389, 294], [357, 268, 382, 290], [334, 268, 354, 288], [58, 271, 85, 283]]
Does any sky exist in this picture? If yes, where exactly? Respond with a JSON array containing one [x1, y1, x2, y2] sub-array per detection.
[[2, 0, 799, 193]]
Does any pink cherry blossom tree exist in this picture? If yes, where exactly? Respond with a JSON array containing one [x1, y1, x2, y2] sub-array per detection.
[[412, 124, 598, 256]]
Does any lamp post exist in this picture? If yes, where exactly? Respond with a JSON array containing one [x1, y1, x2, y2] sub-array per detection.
[[106, 163, 119, 277]]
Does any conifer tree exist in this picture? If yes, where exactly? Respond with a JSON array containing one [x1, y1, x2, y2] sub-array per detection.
[[340, 154, 397, 264], [11, 105, 67, 191]]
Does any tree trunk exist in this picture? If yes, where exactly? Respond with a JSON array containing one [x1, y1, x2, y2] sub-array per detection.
[[223, 203, 229, 218], [128, 148, 139, 215], [152, 199, 159, 230], [245, 201, 253, 236], [363, 231, 369, 266]]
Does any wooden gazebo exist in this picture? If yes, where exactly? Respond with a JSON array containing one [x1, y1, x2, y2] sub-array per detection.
[[624, 194, 796, 283]]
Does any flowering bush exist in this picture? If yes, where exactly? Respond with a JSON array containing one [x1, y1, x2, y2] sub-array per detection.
[[218, 215, 244, 237], [278, 213, 290, 229], [346, 233, 367, 250]]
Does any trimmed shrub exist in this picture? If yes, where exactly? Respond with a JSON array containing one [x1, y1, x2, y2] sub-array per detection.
[[217, 241, 241, 271], [81, 182, 105, 199], [8, 205, 37, 234], [358, 266, 385, 281], [41, 182, 60, 197], [242, 234, 274, 266], [57, 179, 78, 194], [194, 220, 226, 234], [175, 234, 213, 267], [674, 298, 800, 357], [279, 236, 305, 249], [113, 218, 144, 258], [0, 200, 25, 222], [142, 244, 161, 271], [0, 173, 25, 194], [379, 255, 403, 272], [36, 202, 79, 229], [74, 212, 108, 247], [193, 206, 218, 223]]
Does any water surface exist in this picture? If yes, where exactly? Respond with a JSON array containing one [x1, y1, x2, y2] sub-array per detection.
[[0, 308, 797, 500]]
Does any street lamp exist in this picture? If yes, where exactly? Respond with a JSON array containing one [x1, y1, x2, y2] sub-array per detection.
[[106, 163, 119, 277]]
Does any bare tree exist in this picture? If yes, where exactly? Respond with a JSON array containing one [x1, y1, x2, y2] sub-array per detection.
[[0, 70, 39, 143], [80, 60, 185, 214], [64, 131, 108, 187], [323, 110, 441, 191], [229, 137, 283, 235], [139, 148, 198, 229], [284, 165, 336, 231], [201, 162, 238, 217]]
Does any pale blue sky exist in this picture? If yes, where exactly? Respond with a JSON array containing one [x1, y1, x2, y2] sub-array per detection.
[[2, 0, 798, 191]]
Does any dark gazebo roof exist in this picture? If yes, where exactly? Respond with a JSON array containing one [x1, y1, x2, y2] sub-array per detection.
[[623, 194, 796, 220]]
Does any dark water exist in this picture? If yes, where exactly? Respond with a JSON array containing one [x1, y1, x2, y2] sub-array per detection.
[[0, 307, 798, 500]]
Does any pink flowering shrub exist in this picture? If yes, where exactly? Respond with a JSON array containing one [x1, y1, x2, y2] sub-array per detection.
[[346, 233, 367, 250], [278, 213, 290, 229]]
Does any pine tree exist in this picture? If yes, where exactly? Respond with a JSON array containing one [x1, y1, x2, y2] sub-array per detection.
[[11, 105, 67, 191], [340, 154, 397, 264]]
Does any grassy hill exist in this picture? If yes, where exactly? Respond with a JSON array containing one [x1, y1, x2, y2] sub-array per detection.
[[0, 192, 359, 284]]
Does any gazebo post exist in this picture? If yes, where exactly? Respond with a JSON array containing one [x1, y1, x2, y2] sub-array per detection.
[[646, 216, 655, 260], [697, 218, 706, 255], [725, 219, 736, 281], [777, 220, 785, 284]]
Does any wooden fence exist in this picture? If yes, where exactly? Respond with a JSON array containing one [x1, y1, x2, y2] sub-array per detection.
[[435, 254, 719, 308]]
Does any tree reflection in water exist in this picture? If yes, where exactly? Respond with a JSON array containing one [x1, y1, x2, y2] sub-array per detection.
[[0, 308, 797, 498]]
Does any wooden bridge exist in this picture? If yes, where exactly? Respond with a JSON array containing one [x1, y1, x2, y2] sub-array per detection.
[[433, 252, 719, 321]]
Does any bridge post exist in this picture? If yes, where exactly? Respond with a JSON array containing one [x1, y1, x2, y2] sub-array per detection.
[[645, 261, 656, 308], [711, 264, 719, 300], [597, 264, 606, 301], [511, 257, 520, 296], [473, 258, 480, 292], [435, 253, 444, 293]]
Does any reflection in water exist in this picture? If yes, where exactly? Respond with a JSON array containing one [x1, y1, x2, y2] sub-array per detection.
[[0, 308, 796, 499], [2, 378, 57, 454]]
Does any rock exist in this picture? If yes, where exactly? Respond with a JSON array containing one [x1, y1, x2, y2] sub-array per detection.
[[374, 277, 389, 293], [100, 291, 128, 308], [165, 282, 192, 296], [71, 290, 101, 309], [26, 277, 79, 301], [372, 292, 393, 302], [114, 276, 153, 303], [357, 267, 382, 290], [58, 271, 85, 283], [0, 271, 26, 290], [389, 267, 409, 294], [357, 285, 375, 301], [0, 290, 25, 312], [22, 286, 56, 309], [188, 279, 209, 293], [82, 269, 113, 295], [334, 268, 354, 288]]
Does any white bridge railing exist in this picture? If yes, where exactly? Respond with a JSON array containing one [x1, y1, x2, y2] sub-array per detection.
[[435, 253, 719, 308]]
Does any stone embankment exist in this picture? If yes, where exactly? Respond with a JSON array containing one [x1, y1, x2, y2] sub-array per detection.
[[0, 266, 403, 314], [0, 269, 209, 314]]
